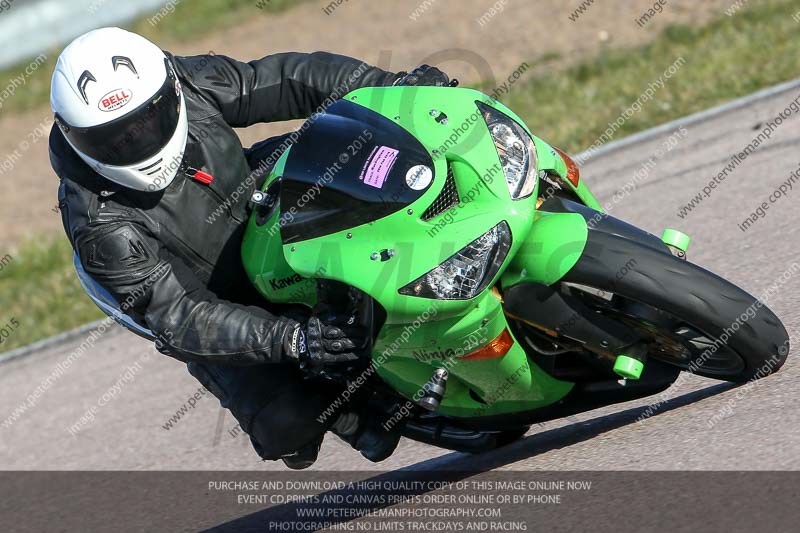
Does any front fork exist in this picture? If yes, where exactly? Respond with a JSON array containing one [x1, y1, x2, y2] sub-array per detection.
[[504, 281, 649, 378], [502, 197, 693, 381]]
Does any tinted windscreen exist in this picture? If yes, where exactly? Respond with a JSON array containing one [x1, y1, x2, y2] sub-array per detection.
[[279, 99, 434, 244]]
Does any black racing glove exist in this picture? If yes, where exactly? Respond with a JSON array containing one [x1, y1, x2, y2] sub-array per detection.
[[393, 64, 452, 87], [283, 314, 368, 368]]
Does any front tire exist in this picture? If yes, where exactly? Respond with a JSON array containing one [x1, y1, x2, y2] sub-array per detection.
[[561, 231, 789, 382]]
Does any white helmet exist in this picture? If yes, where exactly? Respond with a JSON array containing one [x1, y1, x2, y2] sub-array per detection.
[[51, 27, 187, 192]]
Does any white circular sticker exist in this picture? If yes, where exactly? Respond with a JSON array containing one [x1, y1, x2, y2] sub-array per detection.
[[405, 165, 433, 190]]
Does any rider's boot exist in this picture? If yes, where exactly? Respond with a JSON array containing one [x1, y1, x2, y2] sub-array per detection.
[[330, 407, 402, 462]]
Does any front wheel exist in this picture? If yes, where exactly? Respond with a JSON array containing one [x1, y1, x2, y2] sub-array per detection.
[[561, 231, 789, 382]]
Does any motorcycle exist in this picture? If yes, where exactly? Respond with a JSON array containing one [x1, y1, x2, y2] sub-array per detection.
[[240, 83, 790, 453]]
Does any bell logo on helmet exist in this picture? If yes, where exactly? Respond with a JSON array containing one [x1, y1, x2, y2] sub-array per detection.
[[98, 88, 133, 112]]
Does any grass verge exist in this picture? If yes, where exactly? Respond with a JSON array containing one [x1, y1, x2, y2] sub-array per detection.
[[0, 239, 104, 354], [2, 0, 800, 353], [496, 0, 800, 153]]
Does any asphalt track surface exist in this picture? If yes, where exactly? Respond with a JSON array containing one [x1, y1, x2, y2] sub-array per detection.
[[1, 81, 800, 530]]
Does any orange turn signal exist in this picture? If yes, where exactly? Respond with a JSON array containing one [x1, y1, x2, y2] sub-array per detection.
[[552, 146, 580, 188], [458, 328, 514, 361]]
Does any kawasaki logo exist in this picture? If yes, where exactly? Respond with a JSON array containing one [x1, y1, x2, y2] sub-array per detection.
[[269, 273, 304, 291]]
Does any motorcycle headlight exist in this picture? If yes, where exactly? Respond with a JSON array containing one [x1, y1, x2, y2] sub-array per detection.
[[399, 222, 511, 300], [477, 101, 537, 200]]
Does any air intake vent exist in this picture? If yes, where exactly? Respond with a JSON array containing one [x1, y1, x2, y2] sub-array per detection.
[[421, 166, 459, 221], [138, 158, 164, 176]]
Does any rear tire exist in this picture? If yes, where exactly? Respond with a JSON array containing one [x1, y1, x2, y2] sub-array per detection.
[[562, 231, 789, 382]]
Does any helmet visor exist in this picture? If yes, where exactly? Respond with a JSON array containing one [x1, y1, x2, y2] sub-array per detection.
[[57, 59, 182, 167]]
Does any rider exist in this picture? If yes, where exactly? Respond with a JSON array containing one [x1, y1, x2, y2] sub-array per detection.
[[49, 27, 449, 468]]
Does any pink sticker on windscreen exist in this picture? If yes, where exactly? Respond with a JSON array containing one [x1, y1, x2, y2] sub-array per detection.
[[360, 146, 399, 189]]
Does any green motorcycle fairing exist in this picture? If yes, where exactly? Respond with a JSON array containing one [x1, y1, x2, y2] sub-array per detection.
[[242, 86, 601, 418]]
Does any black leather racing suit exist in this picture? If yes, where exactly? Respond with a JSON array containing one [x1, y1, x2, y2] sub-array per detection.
[[50, 51, 399, 459]]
